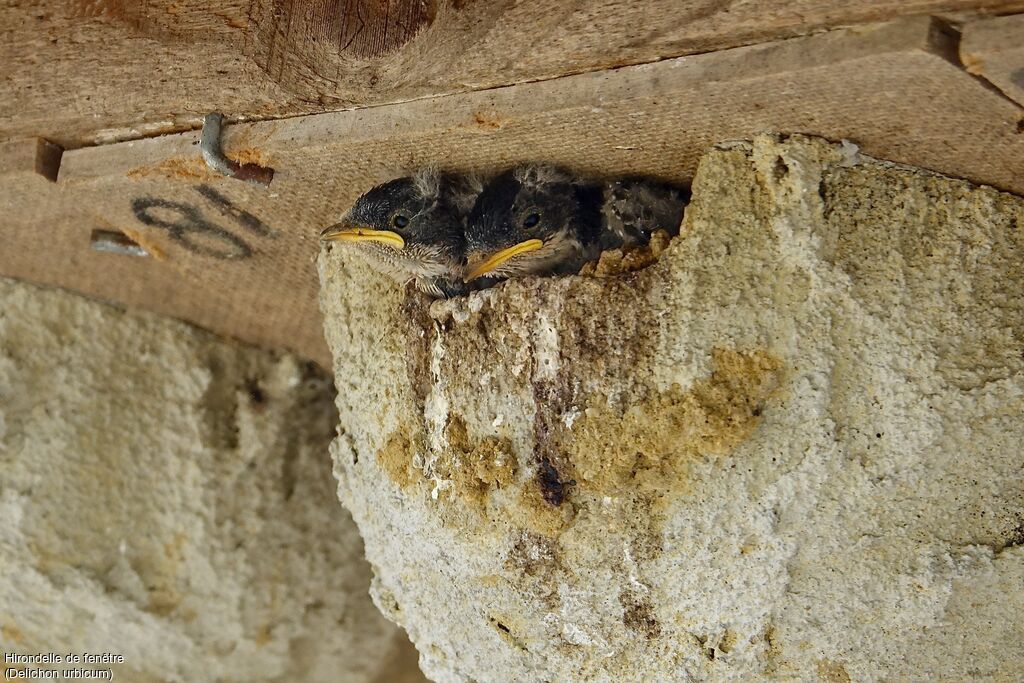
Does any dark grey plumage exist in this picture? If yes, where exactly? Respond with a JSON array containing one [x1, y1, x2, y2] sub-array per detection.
[[600, 177, 690, 250], [320, 169, 480, 297], [464, 165, 688, 281]]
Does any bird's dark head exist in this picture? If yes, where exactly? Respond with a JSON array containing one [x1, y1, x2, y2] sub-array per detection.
[[464, 166, 601, 281], [320, 170, 468, 280]]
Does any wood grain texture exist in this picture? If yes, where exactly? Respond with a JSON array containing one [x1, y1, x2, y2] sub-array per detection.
[[4, 17, 1023, 363], [961, 13, 1024, 107], [0, 2, 309, 148], [3, 0, 1024, 147], [0, 138, 63, 181], [248, 0, 438, 67]]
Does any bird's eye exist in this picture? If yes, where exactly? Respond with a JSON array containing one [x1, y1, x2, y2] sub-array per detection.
[[523, 213, 540, 229], [392, 214, 410, 229]]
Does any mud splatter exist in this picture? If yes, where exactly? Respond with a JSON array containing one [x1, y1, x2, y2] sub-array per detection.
[[376, 426, 421, 490], [817, 659, 852, 683], [620, 592, 661, 639], [562, 347, 784, 497]]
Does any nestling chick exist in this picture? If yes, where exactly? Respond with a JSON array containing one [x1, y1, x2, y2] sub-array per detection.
[[601, 178, 690, 249], [320, 170, 479, 297], [464, 165, 687, 281]]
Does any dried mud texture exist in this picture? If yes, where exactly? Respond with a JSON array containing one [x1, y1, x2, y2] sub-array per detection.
[[317, 135, 1024, 682], [579, 230, 674, 277], [0, 279, 426, 683]]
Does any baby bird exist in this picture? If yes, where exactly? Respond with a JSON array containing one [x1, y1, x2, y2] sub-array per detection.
[[464, 165, 687, 281], [320, 169, 479, 298]]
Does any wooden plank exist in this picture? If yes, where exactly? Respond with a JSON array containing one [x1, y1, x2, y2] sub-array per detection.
[[0, 139, 317, 361], [3, 1, 1024, 147], [0, 1, 306, 149], [3, 16, 1022, 364], [961, 13, 1024, 107], [0, 139, 62, 182]]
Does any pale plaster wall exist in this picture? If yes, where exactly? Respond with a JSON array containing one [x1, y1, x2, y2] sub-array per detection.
[[317, 135, 1024, 683], [0, 279, 425, 683]]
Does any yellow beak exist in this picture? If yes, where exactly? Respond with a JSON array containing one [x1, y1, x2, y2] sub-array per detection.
[[320, 223, 405, 250], [465, 239, 544, 280]]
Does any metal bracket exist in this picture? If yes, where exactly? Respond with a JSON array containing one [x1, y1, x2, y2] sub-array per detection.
[[200, 113, 275, 186]]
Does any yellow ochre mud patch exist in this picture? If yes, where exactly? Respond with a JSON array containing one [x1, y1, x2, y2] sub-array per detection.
[[562, 347, 783, 496], [374, 346, 783, 534]]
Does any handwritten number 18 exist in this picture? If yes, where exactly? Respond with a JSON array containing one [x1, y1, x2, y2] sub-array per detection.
[[131, 184, 275, 260]]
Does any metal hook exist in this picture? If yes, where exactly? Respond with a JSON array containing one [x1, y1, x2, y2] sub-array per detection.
[[200, 113, 274, 186]]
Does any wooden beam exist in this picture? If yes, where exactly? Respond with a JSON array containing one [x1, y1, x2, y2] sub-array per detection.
[[2, 17, 1022, 364], [3, 1, 1024, 147], [0, 139, 63, 182], [961, 13, 1024, 107], [0, 138, 301, 361]]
